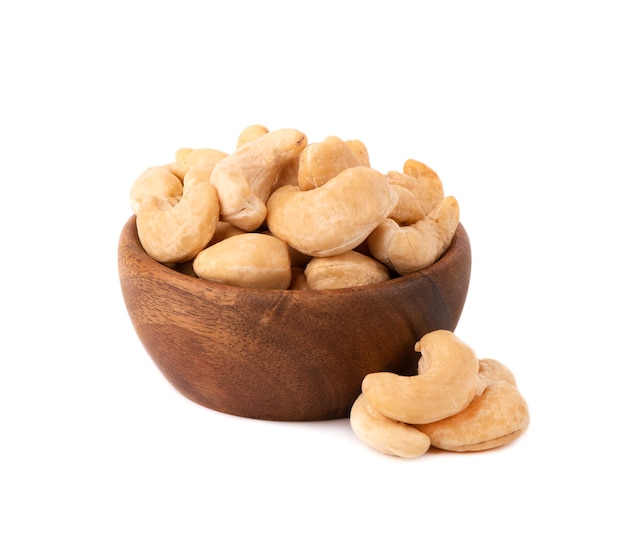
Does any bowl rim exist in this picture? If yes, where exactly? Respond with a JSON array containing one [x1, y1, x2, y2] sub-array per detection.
[[119, 215, 470, 298]]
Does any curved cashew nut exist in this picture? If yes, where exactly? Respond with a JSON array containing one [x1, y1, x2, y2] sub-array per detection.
[[172, 147, 229, 188], [136, 179, 220, 264], [304, 250, 390, 290], [350, 394, 431, 458], [362, 329, 479, 425], [474, 358, 517, 396], [210, 128, 307, 231], [387, 184, 425, 225], [417, 358, 530, 452], [367, 195, 460, 275], [193, 233, 292, 290], [387, 170, 443, 222], [130, 165, 183, 215], [237, 125, 301, 190], [297, 136, 369, 191], [402, 159, 444, 196], [236, 124, 270, 149], [345, 139, 370, 167], [266, 166, 397, 257]]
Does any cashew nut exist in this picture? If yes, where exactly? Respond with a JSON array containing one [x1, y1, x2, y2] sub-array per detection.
[[297, 136, 368, 191], [210, 128, 307, 231], [176, 147, 229, 172], [136, 178, 220, 264], [367, 195, 460, 275], [362, 329, 479, 425], [173, 147, 229, 189], [417, 359, 530, 452], [193, 232, 292, 289], [350, 394, 431, 458], [208, 221, 247, 246], [236, 124, 270, 149], [402, 159, 444, 197], [386, 169, 443, 222], [130, 165, 183, 215], [237, 125, 301, 190], [387, 184, 425, 225], [345, 139, 370, 167], [474, 358, 518, 395], [266, 166, 397, 257], [304, 250, 390, 290]]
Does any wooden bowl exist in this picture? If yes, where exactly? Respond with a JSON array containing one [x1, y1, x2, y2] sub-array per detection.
[[118, 216, 471, 421]]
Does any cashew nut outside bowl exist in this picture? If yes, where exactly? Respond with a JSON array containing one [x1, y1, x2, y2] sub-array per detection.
[[417, 359, 530, 451], [350, 394, 431, 458], [362, 329, 479, 425]]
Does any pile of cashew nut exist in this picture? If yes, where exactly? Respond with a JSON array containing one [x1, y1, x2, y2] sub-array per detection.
[[350, 330, 530, 458], [129, 124, 460, 289]]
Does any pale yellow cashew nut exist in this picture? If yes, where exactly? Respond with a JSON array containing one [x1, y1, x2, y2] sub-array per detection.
[[367, 195, 460, 275], [175, 148, 229, 188], [386, 170, 443, 221], [345, 139, 370, 167], [474, 358, 518, 396], [210, 128, 307, 231], [304, 250, 390, 290], [417, 358, 530, 452], [129, 165, 183, 215], [136, 179, 220, 264], [235, 125, 300, 190], [175, 147, 229, 171], [402, 159, 444, 196], [236, 124, 270, 149], [362, 329, 479, 425], [350, 393, 431, 458], [193, 233, 292, 290], [207, 221, 247, 246], [266, 166, 397, 257], [297, 136, 369, 191], [387, 184, 424, 225]]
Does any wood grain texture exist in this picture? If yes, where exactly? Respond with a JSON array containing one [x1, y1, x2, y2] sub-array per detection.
[[118, 216, 471, 421]]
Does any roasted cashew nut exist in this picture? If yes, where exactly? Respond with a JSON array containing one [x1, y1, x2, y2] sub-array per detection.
[[362, 329, 479, 425], [266, 166, 397, 257], [136, 178, 220, 264], [417, 359, 530, 452], [350, 393, 431, 458], [367, 195, 460, 275], [210, 128, 307, 231]]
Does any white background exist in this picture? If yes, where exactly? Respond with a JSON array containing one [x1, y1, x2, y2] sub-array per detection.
[[2, 1, 624, 551]]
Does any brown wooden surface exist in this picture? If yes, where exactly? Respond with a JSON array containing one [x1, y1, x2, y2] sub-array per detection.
[[118, 216, 472, 421]]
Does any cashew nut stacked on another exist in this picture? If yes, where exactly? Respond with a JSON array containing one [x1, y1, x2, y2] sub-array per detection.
[[350, 330, 530, 458], [367, 161, 460, 275], [129, 125, 461, 290]]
